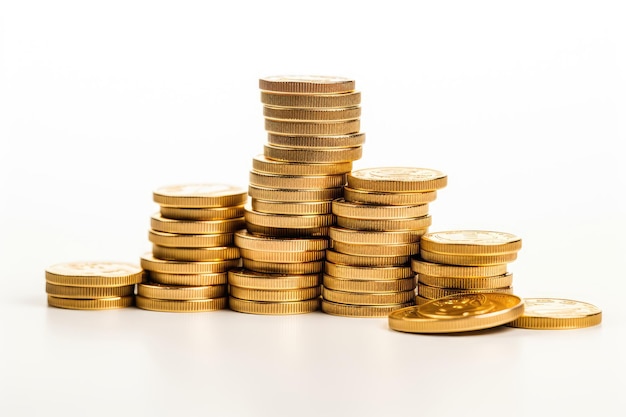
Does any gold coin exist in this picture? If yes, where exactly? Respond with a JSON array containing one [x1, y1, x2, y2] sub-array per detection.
[[152, 245, 240, 262], [417, 282, 513, 299], [507, 298, 602, 330], [325, 261, 414, 280], [150, 213, 245, 235], [137, 282, 227, 300], [249, 170, 346, 189], [45, 283, 135, 299], [335, 215, 432, 231], [388, 293, 525, 334], [245, 223, 330, 238], [260, 91, 361, 108], [160, 205, 245, 221], [148, 271, 228, 286], [264, 106, 361, 121], [248, 184, 343, 202], [264, 144, 362, 163], [252, 154, 352, 176], [148, 230, 234, 248], [228, 268, 322, 290], [326, 249, 410, 267], [229, 297, 320, 315], [331, 241, 419, 257], [45, 261, 144, 288], [230, 286, 321, 302], [234, 229, 329, 252], [267, 132, 366, 149], [242, 258, 324, 274], [140, 253, 240, 274], [251, 199, 332, 215], [135, 295, 227, 312], [329, 226, 424, 245], [322, 287, 415, 305], [411, 258, 508, 278], [259, 75, 356, 94], [418, 272, 514, 289], [420, 230, 522, 255], [321, 299, 413, 318], [245, 206, 335, 229], [419, 250, 517, 266], [332, 198, 429, 220], [347, 167, 447, 192], [344, 186, 437, 206], [265, 119, 360, 136], [415, 295, 430, 305], [153, 183, 247, 208], [323, 275, 415, 293], [239, 248, 326, 263], [47, 295, 134, 310]]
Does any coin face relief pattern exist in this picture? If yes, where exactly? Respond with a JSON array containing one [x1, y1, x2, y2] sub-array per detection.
[[350, 167, 447, 182], [424, 230, 521, 245], [154, 184, 245, 197], [46, 261, 142, 277]]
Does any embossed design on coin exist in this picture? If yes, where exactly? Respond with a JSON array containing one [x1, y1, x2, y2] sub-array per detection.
[[418, 293, 497, 318], [507, 298, 602, 329], [425, 230, 520, 245], [154, 184, 244, 197], [46, 261, 142, 277]]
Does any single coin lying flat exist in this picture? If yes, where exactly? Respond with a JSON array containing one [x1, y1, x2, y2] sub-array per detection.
[[507, 297, 602, 329]]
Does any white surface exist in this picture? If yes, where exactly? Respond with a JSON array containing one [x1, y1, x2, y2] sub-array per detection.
[[1, 1, 625, 416]]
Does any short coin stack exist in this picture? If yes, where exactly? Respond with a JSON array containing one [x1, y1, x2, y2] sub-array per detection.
[[413, 230, 521, 305], [138, 184, 246, 312], [322, 167, 448, 317], [46, 261, 143, 310]]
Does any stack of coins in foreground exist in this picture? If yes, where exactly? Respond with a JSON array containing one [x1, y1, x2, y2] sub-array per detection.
[[413, 230, 521, 305], [137, 184, 246, 312], [322, 167, 448, 317], [45, 261, 143, 310], [229, 76, 365, 315]]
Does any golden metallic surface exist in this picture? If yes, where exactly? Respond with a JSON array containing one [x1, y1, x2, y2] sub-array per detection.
[[245, 224, 330, 238], [252, 155, 352, 176], [264, 144, 362, 164], [242, 258, 324, 274], [239, 248, 326, 263], [153, 183, 247, 208], [148, 271, 228, 286], [265, 119, 360, 136], [244, 207, 335, 229], [228, 268, 322, 290], [229, 296, 320, 315], [259, 75, 356, 94], [137, 282, 227, 300], [152, 245, 240, 262], [45, 283, 135, 299], [325, 261, 414, 280], [135, 295, 227, 312], [388, 293, 525, 333], [47, 295, 134, 310], [336, 215, 432, 231], [415, 295, 430, 306], [347, 167, 448, 192], [326, 249, 410, 267], [150, 213, 245, 235], [251, 199, 332, 215], [248, 184, 343, 202], [160, 205, 245, 221], [420, 249, 517, 266], [329, 226, 424, 245], [264, 106, 361, 121], [323, 275, 415, 293], [507, 298, 602, 329], [411, 258, 508, 278], [140, 252, 240, 274], [332, 198, 429, 220], [418, 272, 514, 289], [148, 230, 234, 248], [234, 229, 329, 252], [45, 261, 144, 288], [229, 286, 321, 302], [331, 241, 420, 257], [322, 287, 415, 306], [322, 299, 413, 318], [267, 132, 366, 149], [249, 171, 346, 190], [260, 91, 361, 108], [420, 230, 522, 255], [417, 283, 513, 299], [343, 186, 437, 206]]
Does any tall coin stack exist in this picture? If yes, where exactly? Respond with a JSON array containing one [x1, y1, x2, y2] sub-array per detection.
[[322, 167, 448, 317], [229, 75, 365, 315], [413, 230, 521, 305], [137, 184, 246, 312]]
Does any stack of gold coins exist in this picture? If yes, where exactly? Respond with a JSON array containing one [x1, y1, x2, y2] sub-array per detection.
[[137, 184, 246, 312], [322, 167, 448, 317], [413, 230, 522, 305], [45, 261, 143, 310]]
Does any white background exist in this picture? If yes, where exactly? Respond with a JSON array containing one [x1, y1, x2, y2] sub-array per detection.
[[1, 1, 625, 416]]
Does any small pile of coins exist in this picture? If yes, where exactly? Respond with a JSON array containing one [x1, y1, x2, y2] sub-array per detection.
[[45, 261, 143, 310], [137, 184, 246, 312]]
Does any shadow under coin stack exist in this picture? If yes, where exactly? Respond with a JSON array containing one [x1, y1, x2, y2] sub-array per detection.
[[413, 230, 521, 305], [322, 167, 448, 317], [230, 75, 365, 315], [137, 184, 246, 312], [45, 261, 143, 310]]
